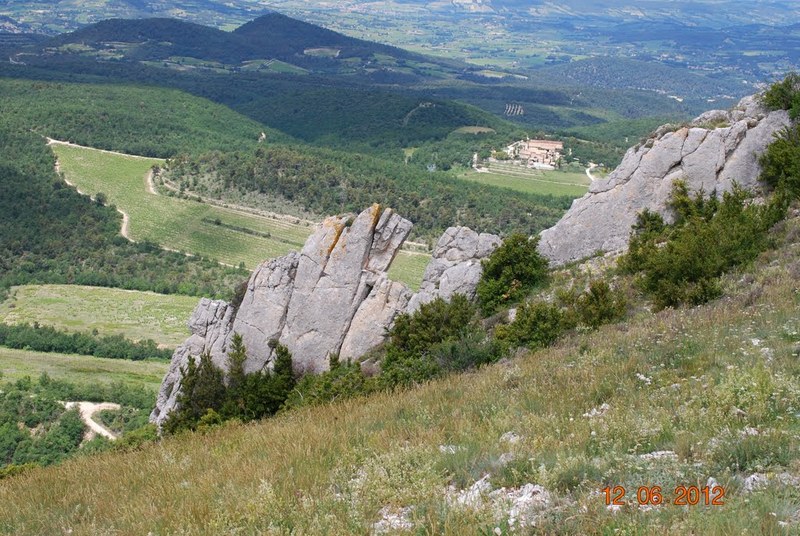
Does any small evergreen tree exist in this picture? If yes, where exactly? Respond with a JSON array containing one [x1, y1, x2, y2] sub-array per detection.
[[476, 233, 549, 315], [162, 352, 226, 434], [221, 333, 248, 419]]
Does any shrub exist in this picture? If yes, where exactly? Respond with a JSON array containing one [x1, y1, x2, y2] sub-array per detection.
[[476, 233, 549, 315], [226, 342, 294, 422], [428, 329, 505, 373], [760, 72, 800, 118], [380, 295, 501, 388], [619, 181, 779, 310], [760, 123, 800, 201], [164, 334, 297, 434], [114, 424, 158, 452], [162, 352, 226, 435], [573, 280, 627, 329], [283, 355, 376, 410], [389, 294, 478, 355], [618, 209, 666, 274], [495, 300, 570, 349]]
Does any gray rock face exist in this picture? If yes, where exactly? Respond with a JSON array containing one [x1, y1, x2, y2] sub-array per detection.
[[150, 204, 504, 426], [151, 204, 414, 426], [149, 298, 234, 425], [340, 274, 413, 360], [538, 95, 790, 266], [407, 227, 501, 312]]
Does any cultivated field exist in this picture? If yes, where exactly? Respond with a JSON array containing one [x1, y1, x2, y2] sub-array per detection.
[[0, 285, 198, 347], [459, 165, 589, 197], [51, 144, 427, 289], [0, 348, 168, 393]]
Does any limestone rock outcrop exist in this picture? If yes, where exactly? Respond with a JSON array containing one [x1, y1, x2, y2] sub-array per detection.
[[407, 227, 501, 312], [538, 95, 791, 266], [150, 207, 503, 427], [150, 204, 414, 426]]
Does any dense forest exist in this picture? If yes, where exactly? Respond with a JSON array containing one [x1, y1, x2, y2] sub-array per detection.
[[0, 78, 280, 157]]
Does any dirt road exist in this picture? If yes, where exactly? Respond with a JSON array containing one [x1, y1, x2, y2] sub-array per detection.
[[63, 401, 122, 441]]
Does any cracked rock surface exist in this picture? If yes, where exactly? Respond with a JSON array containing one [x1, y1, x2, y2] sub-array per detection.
[[151, 204, 414, 425], [407, 227, 501, 312], [538, 95, 791, 266], [152, 209, 501, 426]]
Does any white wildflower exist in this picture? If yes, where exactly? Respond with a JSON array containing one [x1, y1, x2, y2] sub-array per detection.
[[583, 403, 610, 418]]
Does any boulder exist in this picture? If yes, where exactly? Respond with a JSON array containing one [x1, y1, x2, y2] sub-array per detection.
[[538, 95, 791, 266], [407, 227, 501, 312]]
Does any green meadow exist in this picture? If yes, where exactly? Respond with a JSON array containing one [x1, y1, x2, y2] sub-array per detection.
[[0, 285, 198, 347], [458, 165, 589, 197], [52, 143, 427, 289], [0, 347, 168, 393]]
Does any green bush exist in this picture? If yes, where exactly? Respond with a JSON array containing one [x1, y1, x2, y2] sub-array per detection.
[[619, 181, 780, 310], [476, 233, 549, 315], [761, 72, 800, 118], [573, 280, 627, 329], [760, 123, 800, 201], [164, 334, 296, 434], [388, 294, 478, 355], [618, 209, 666, 274], [162, 352, 227, 435], [283, 355, 376, 410], [495, 300, 570, 349], [114, 424, 158, 452], [380, 295, 502, 388]]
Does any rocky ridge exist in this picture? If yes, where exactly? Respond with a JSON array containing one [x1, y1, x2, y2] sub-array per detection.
[[151, 205, 499, 426], [538, 95, 791, 266]]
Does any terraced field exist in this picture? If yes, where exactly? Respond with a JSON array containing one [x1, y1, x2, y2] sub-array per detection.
[[0, 347, 168, 393], [0, 285, 197, 347], [52, 143, 427, 289], [459, 164, 589, 197]]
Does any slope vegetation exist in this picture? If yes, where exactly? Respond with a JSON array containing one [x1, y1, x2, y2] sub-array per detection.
[[1, 209, 797, 534]]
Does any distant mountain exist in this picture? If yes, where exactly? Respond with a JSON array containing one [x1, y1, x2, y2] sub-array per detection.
[[29, 13, 460, 77]]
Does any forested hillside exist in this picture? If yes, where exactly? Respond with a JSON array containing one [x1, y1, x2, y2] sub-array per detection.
[[0, 126, 246, 299], [0, 78, 279, 157], [164, 145, 570, 241]]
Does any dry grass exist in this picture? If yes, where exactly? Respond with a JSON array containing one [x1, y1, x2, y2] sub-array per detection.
[[1, 219, 799, 535]]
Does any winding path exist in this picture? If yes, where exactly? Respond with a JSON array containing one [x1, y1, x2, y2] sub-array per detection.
[[48, 138, 136, 241], [47, 138, 431, 257], [63, 401, 122, 441], [585, 163, 599, 182]]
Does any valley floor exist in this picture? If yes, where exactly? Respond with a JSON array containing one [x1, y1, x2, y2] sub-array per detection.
[[49, 142, 428, 289]]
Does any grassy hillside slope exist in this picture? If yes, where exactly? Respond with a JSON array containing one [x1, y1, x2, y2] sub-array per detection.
[[2, 213, 797, 534]]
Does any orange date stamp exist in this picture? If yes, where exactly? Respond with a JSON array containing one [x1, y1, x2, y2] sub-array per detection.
[[602, 485, 726, 506]]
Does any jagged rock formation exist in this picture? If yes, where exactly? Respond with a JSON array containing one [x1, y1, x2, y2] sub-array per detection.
[[150, 206, 499, 426], [538, 95, 791, 266], [407, 227, 501, 312], [151, 205, 413, 425]]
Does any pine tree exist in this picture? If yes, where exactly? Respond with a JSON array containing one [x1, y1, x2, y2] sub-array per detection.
[[163, 352, 226, 434]]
